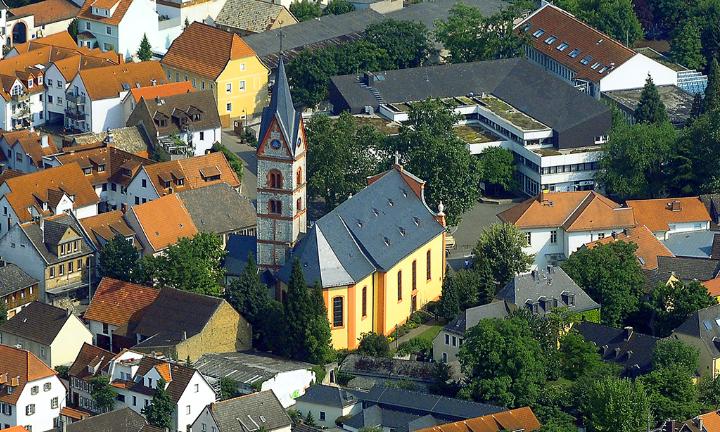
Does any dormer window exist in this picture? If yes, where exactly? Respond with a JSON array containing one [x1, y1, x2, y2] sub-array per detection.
[[163, 180, 170, 188], [38, 76, 43, 85], [98, 164, 105, 172], [176, 178, 184, 186], [83, 167, 92, 175], [27, 79, 33, 88], [121, 168, 131, 177]]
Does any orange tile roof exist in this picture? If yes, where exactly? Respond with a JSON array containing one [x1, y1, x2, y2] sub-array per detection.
[[498, 191, 635, 232], [0, 345, 56, 405], [129, 194, 198, 252], [586, 225, 674, 270], [141, 152, 240, 196], [626, 197, 711, 233], [79, 210, 137, 248], [56, 146, 151, 187], [129, 81, 194, 103], [10, 0, 80, 26], [3, 163, 99, 223], [51, 52, 120, 81], [5, 427, 30, 432], [703, 278, 720, 298], [162, 21, 259, 80], [12, 31, 79, 53], [60, 406, 92, 420], [517, 4, 636, 81], [84, 277, 159, 327], [77, 0, 133, 26], [79, 62, 167, 101], [416, 407, 541, 432], [0, 129, 58, 168], [154, 362, 172, 382]]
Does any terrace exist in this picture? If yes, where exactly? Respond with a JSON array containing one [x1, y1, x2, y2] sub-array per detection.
[[454, 124, 502, 144], [474, 95, 548, 131]]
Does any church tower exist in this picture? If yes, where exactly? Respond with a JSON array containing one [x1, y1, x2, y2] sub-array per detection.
[[256, 58, 307, 272]]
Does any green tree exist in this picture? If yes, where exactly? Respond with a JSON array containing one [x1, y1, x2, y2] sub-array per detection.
[[558, 330, 607, 380], [477, 146, 515, 196], [653, 339, 700, 373], [304, 411, 317, 426], [705, 58, 720, 113], [472, 223, 534, 288], [676, 108, 720, 194], [357, 332, 390, 357], [304, 282, 334, 364], [690, 93, 704, 122], [397, 337, 432, 357], [150, 233, 226, 296], [671, 19, 706, 70], [649, 0, 688, 38], [68, 19, 79, 42], [99, 235, 143, 283], [219, 377, 239, 400], [225, 253, 269, 324], [438, 272, 461, 321], [137, 34, 153, 61], [55, 365, 70, 380], [255, 299, 287, 353], [581, 377, 650, 432], [641, 365, 701, 421], [211, 143, 244, 182], [364, 19, 432, 68], [90, 376, 117, 413], [458, 316, 546, 407], [649, 280, 717, 336], [142, 378, 173, 429], [700, 375, 720, 409], [555, 0, 643, 44], [596, 121, 676, 199], [289, 0, 322, 21], [634, 75, 669, 124], [561, 241, 645, 326], [322, 0, 354, 15]]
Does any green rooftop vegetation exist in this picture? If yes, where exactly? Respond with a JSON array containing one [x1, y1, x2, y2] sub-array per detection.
[[454, 124, 501, 143], [354, 116, 400, 135], [533, 148, 562, 156], [477, 96, 548, 131]]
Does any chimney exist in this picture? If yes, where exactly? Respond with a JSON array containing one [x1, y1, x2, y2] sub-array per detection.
[[613, 347, 622, 359], [182, 330, 187, 341], [117, 53, 124, 64], [669, 200, 682, 211], [40, 134, 48, 148], [623, 326, 633, 341], [151, 79, 157, 86], [435, 201, 446, 228], [601, 344, 610, 357], [66, 308, 71, 317], [611, 231, 617, 239], [698, 416, 704, 431], [39, 215, 44, 241]]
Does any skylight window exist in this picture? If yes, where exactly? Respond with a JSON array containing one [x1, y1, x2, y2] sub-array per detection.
[[532, 29, 545, 38], [544, 35, 557, 44], [556, 42, 569, 51], [598, 66, 608, 73], [568, 49, 580, 58], [590, 62, 601, 70], [522, 23, 531, 32], [580, 55, 592, 65]]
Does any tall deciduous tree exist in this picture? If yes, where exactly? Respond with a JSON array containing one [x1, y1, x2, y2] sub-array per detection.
[[99, 235, 143, 283], [581, 377, 650, 432], [472, 223, 534, 288], [554, 0, 643, 44], [322, 0, 354, 15], [705, 58, 720, 113], [477, 146, 515, 195], [289, 0, 322, 21], [671, 19, 706, 70], [649, 280, 717, 336], [142, 378, 173, 429], [137, 34, 153, 61], [364, 19, 432, 69], [561, 241, 645, 327], [634, 75, 669, 124], [90, 376, 117, 413]]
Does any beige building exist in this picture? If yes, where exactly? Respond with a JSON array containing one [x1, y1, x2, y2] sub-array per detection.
[[214, 0, 297, 36]]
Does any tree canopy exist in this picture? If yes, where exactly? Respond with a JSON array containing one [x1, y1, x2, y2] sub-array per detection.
[[322, 0, 354, 15], [357, 332, 391, 357], [472, 223, 534, 288], [289, 0, 322, 21], [99, 235, 143, 283], [477, 147, 515, 196], [671, 19, 706, 70], [648, 279, 717, 336], [581, 377, 650, 432], [137, 34, 153, 61], [142, 379, 173, 429], [634, 75, 669, 124], [554, 0, 643, 44], [90, 376, 117, 413]]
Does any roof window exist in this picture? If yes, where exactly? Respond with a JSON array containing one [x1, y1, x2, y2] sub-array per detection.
[[590, 62, 601, 70], [598, 66, 608, 73], [556, 42, 569, 51], [568, 49, 580, 58], [532, 29, 545, 38], [544, 35, 557, 44], [580, 55, 592, 65]]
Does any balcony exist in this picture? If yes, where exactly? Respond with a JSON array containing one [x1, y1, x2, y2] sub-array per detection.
[[11, 92, 29, 103], [11, 104, 29, 119], [65, 106, 86, 120], [67, 93, 86, 105]]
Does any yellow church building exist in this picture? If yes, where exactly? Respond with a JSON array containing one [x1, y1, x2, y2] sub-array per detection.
[[161, 22, 269, 127], [277, 164, 447, 349]]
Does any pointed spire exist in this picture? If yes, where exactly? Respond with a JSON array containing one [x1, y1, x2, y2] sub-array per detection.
[[258, 57, 301, 154]]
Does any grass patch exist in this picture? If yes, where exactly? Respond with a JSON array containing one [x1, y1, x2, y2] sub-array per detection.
[[454, 125, 500, 144], [415, 325, 443, 343], [478, 96, 547, 131]]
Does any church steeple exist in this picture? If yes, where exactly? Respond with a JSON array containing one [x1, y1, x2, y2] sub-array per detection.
[[258, 58, 301, 156]]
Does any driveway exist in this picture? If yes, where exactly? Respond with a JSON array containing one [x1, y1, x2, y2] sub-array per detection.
[[221, 128, 257, 200], [448, 200, 519, 265]]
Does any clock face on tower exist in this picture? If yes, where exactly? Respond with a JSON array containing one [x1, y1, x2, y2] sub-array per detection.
[[270, 139, 281, 150]]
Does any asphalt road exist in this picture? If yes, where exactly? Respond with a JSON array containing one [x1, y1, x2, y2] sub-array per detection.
[[221, 129, 257, 201]]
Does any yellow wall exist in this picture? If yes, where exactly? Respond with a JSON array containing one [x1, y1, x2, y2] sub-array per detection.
[[326, 273, 375, 350]]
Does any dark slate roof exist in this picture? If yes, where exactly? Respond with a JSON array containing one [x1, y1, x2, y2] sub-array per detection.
[[496, 266, 599, 314], [358, 386, 504, 420], [209, 391, 291, 432], [603, 85, 693, 127], [575, 322, 659, 376], [258, 58, 302, 154], [0, 263, 38, 296], [444, 300, 517, 336], [66, 407, 149, 432], [177, 183, 255, 235], [21, 213, 94, 265], [671, 303, 720, 359], [224, 234, 257, 277], [344, 405, 438, 432], [330, 58, 609, 133], [652, 256, 720, 283], [194, 351, 314, 384], [296, 384, 358, 408], [68, 342, 114, 381], [0, 301, 71, 345], [662, 230, 718, 258], [139, 90, 221, 137], [132, 287, 223, 344], [277, 166, 444, 287]]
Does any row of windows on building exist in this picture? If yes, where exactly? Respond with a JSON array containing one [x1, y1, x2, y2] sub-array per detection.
[[266, 168, 303, 189], [444, 333, 462, 347], [540, 161, 599, 175], [24, 397, 59, 415], [2, 285, 33, 305], [331, 250, 433, 328], [48, 257, 89, 279]]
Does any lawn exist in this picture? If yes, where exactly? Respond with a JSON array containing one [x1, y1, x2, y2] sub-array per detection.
[[415, 324, 443, 343]]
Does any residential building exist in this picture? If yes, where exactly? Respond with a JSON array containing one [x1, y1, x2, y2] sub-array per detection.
[[107, 351, 216, 432], [83, 277, 159, 352], [662, 231, 719, 259], [676, 411, 720, 432], [0, 129, 57, 172], [62, 125, 153, 159], [2, 0, 81, 49], [626, 197, 711, 240], [67, 342, 114, 413], [669, 303, 720, 378], [124, 193, 198, 255], [0, 264, 38, 318], [0, 301, 92, 368], [190, 391, 292, 432], [433, 301, 516, 364], [516, 3, 682, 98], [79, 209, 138, 249], [498, 191, 635, 268], [415, 407, 542, 432], [46, 146, 151, 212], [223, 234, 259, 282], [575, 322, 659, 377], [644, 256, 720, 293], [329, 58, 612, 195], [604, 84, 695, 127], [0, 345, 65, 431], [125, 152, 240, 207], [65, 407, 162, 432], [121, 81, 193, 124], [293, 385, 359, 428], [65, 61, 167, 133], [585, 225, 674, 270], [214, 0, 297, 36], [0, 212, 96, 304], [161, 22, 270, 126], [126, 90, 221, 158], [193, 351, 315, 407]]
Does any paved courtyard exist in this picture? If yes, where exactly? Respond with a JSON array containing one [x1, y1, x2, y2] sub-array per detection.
[[221, 128, 257, 200]]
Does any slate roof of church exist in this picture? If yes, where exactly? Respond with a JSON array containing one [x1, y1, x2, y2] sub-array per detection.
[[258, 58, 302, 154], [277, 165, 444, 288]]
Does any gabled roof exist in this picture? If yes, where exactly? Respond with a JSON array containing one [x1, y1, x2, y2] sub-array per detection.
[[128, 194, 198, 252], [278, 165, 444, 288], [83, 277, 159, 328], [123, 356, 199, 403], [662, 230, 719, 259], [626, 197, 711, 233], [66, 407, 161, 432], [78, 62, 167, 101], [176, 183, 255, 235], [208, 391, 291, 432], [0, 344, 56, 404], [137, 90, 221, 137], [1, 129, 58, 167], [79, 210, 137, 248], [516, 3, 636, 81], [415, 407, 541, 432], [654, 256, 720, 282], [68, 342, 113, 382], [55, 146, 151, 187], [0, 301, 71, 345], [0, 263, 38, 297], [19, 212, 95, 265], [258, 58, 301, 154], [498, 191, 635, 231], [129, 81, 193, 103], [77, 0, 134, 26], [443, 300, 517, 336], [296, 384, 358, 408], [575, 322, 659, 376], [586, 225, 674, 270], [162, 22, 259, 80], [140, 152, 240, 197], [194, 351, 313, 384], [216, 0, 296, 33], [9, 0, 80, 26], [671, 303, 720, 359]]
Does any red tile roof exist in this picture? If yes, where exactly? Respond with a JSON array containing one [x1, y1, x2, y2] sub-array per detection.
[[0, 345, 56, 405], [77, 0, 133, 26], [416, 407, 541, 432], [141, 152, 240, 196], [84, 277, 159, 327], [128, 194, 198, 252], [626, 197, 711, 233], [129, 81, 194, 103], [0, 129, 58, 168], [10, 0, 80, 26], [79, 62, 167, 101], [586, 225, 674, 270]]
